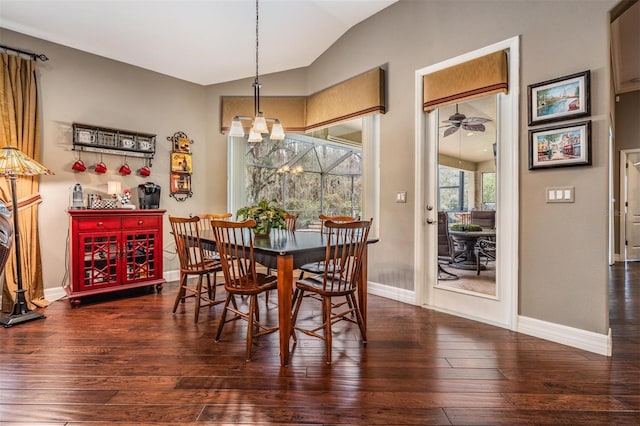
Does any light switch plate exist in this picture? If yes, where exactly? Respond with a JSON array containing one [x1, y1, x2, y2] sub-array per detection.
[[396, 191, 407, 203], [546, 186, 575, 203]]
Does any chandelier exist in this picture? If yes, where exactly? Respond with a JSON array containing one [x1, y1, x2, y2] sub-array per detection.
[[228, 0, 284, 142]]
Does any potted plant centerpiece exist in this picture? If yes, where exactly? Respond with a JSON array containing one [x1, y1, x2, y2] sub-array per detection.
[[236, 198, 287, 237]]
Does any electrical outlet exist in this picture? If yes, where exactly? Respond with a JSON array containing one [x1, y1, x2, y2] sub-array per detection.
[[396, 191, 407, 203]]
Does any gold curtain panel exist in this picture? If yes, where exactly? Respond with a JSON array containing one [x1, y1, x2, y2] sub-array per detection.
[[422, 50, 508, 112], [220, 67, 386, 134], [220, 96, 307, 134], [305, 68, 386, 131]]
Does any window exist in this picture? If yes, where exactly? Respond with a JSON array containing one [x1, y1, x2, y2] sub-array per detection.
[[438, 166, 469, 212], [481, 172, 496, 210], [242, 133, 362, 229]]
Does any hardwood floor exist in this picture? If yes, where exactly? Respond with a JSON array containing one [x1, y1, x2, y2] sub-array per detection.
[[0, 262, 638, 424]]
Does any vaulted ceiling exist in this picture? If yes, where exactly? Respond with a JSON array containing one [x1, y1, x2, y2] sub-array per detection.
[[0, 0, 397, 86]]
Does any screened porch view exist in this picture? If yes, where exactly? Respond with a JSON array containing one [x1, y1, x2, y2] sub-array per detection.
[[245, 132, 362, 230]]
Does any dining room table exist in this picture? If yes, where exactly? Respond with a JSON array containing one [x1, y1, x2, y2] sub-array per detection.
[[199, 228, 378, 367], [448, 229, 496, 271]]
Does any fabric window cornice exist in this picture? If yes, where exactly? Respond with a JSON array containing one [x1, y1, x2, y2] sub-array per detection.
[[422, 51, 508, 112], [220, 67, 386, 134]]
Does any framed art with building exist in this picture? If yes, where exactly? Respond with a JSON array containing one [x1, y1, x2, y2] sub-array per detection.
[[528, 70, 590, 126], [529, 120, 591, 170]]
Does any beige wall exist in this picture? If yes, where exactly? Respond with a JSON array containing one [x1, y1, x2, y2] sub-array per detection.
[[2, 0, 617, 336]]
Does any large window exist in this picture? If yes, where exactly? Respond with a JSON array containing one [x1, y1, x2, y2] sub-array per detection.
[[481, 172, 496, 210], [243, 133, 362, 229]]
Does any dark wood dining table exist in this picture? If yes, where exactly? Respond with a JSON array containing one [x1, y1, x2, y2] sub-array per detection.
[[200, 228, 378, 366]]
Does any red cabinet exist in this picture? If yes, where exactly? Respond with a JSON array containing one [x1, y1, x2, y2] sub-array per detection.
[[67, 209, 166, 305]]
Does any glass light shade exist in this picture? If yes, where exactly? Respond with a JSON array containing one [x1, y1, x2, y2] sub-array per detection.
[[247, 128, 263, 143], [0, 146, 53, 177], [252, 114, 269, 134], [270, 121, 285, 140], [229, 117, 245, 137]]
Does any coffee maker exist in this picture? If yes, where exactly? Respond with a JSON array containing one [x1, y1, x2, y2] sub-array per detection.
[[138, 183, 161, 209]]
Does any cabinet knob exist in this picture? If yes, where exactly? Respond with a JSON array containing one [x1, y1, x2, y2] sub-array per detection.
[[138, 220, 143, 225], [97, 222, 103, 227]]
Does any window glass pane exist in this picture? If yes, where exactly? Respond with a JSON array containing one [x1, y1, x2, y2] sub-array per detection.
[[482, 172, 496, 206]]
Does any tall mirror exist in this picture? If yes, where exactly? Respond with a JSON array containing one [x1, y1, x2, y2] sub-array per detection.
[[437, 95, 497, 296]]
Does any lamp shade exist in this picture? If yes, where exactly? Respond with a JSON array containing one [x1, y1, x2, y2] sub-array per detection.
[[229, 117, 245, 138], [247, 128, 263, 143], [270, 121, 285, 140], [252, 114, 269, 134], [0, 146, 53, 177]]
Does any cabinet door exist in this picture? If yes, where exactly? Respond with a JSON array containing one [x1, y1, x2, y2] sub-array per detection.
[[122, 229, 160, 283], [78, 231, 121, 291]]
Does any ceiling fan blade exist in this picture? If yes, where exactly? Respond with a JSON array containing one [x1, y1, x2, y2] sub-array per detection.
[[462, 123, 486, 132], [442, 119, 462, 125], [443, 126, 460, 137], [463, 117, 491, 125]]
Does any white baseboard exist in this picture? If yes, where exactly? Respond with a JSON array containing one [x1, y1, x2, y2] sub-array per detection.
[[163, 269, 180, 283], [367, 280, 416, 305], [517, 315, 612, 356]]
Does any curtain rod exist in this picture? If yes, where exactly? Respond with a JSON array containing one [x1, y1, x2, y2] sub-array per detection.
[[0, 44, 49, 61]]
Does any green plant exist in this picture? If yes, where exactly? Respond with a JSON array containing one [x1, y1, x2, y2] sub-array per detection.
[[450, 223, 483, 232], [236, 198, 287, 234]]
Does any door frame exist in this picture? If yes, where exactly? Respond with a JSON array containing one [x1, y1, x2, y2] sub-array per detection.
[[620, 148, 640, 261], [413, 36, 520, 330]]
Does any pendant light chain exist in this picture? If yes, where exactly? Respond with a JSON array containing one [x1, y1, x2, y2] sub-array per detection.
[[254, 0, 261, 115]]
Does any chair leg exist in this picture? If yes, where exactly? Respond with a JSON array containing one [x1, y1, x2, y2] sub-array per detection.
[[290, 289, 305, 341], [193, 274, 204, 323], [172, 273, 187, 313], [348, 293, 367, 343], [245, 295, 257, 362], [215, 294, 232, 342], [323, 296, 332, 364]]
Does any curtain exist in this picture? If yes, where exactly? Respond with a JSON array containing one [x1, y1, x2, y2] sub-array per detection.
[[0, 53, 48, 312]]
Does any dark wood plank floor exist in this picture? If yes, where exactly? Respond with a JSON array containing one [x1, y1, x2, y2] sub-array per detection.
[[1, 262, 638, 425]]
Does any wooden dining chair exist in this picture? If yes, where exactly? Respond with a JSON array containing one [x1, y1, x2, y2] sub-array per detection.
[[284, 213, 298, 231], [291, 219, 372, 364], [210, 218, 279, 362], [298, 214, 358, 279], [169, 215, 223, 323]]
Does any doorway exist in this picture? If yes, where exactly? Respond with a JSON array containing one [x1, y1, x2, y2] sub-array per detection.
[[621, 149, 640, 261], [414, 37, 519, 329]]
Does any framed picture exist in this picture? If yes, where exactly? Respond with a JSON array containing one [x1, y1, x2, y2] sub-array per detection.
[[529, 121, 591, 170], [170, 152, 192, 173], [170, 172, 192, 193], [528, 70, 590, 125], [173, 136, 191, 153]]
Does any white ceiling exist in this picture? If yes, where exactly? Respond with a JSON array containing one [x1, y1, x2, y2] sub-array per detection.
[[0, 0, 397, 86]]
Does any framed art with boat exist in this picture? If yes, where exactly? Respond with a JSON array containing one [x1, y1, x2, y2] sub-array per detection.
[[528, 70, 590, 126]]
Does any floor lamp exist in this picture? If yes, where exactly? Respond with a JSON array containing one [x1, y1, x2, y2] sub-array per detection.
[[0, 146, 53, 327]]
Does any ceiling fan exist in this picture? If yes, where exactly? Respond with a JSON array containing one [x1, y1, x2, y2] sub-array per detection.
[[441, 104, 491, 137]]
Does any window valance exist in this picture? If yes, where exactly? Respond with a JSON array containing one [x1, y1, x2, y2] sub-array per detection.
[[422, 50, 508, 112], [220, 67, 386, 134]]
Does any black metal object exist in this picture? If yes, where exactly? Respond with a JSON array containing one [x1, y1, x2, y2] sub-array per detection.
[[0, 175, 46, 327], [0, 44, 49, 61]]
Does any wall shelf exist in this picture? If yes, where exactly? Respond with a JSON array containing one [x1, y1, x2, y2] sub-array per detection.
[[72, 123, 156, 159]]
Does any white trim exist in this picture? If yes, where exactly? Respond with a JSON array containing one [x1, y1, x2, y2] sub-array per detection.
[[164, 269, 180, 283], [367, 281, 416, 305], [518, 315, 612, 357], [44, 286, 67, 302], [413, 36, 520, 330], [620, 148, 640, 261], [362, 114, 381, 237]]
